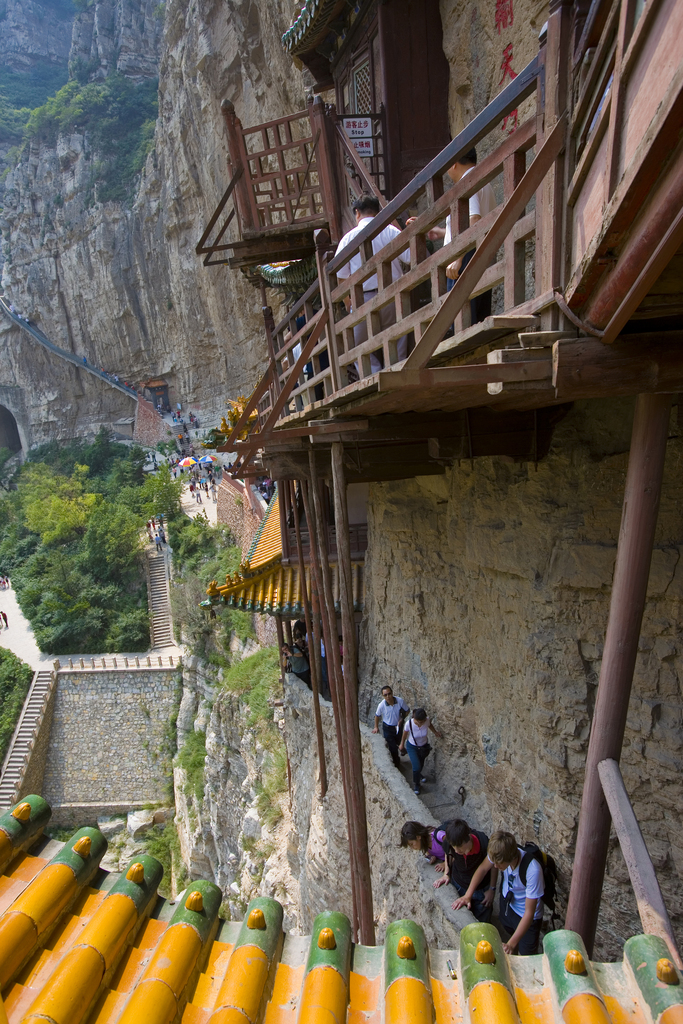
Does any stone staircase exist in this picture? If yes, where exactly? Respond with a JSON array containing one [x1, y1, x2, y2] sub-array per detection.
[[0, 298, 138, 401], [146, 551, 174, 648], [0, 670, 55, 810]]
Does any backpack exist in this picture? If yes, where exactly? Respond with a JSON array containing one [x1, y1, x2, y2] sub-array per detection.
[[519, 842, 559, 918]]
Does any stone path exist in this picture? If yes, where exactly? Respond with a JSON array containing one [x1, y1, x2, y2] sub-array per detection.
[[394, 752, 467, 825], [180, 480, 218, 524], [0, 584, 54, 671]]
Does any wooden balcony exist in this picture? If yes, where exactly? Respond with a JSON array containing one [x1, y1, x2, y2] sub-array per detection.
[[212, 0, 683, 483], [196, 99, 386, 270]]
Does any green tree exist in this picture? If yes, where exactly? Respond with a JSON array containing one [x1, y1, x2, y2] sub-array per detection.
[[82, 501, 142, 582], [137, 464, 182, 520], [0, 649, 33, 761]]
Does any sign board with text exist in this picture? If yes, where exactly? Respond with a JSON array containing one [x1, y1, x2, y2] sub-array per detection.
[[342, 117, 372, 138], [351, 137, 375, 157]]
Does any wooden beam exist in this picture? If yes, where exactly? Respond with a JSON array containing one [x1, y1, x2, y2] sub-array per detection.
[[290, 480, 327, 798], [231, 419, 370, 450], [331, 442, 375, 946], [597, 758, 682, 968], [552, 334, 683, 397], [378, 360, 552, 391], [303, 460, 360, 938], [399, 114, 568, 373]]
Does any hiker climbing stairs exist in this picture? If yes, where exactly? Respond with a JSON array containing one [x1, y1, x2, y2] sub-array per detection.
[[0, 670, 55, 810], [0, 298, 138, 400], [146, 551, 174, 648]]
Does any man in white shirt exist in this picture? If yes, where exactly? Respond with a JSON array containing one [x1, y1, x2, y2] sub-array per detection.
[[411, 147, 496, 325], [372, 684, 409, 768], [452, 829, 544, 954], [335, 194, 410, 376]]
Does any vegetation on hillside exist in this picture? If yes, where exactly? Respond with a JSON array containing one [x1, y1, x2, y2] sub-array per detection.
[[0, 649, 34, 762], [0, 429, 182, 653], [169, 513, 256, 660], [22, 73, 158, 202]]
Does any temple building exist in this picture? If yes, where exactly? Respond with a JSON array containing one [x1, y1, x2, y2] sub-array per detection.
[[195, 0, 683, 964]]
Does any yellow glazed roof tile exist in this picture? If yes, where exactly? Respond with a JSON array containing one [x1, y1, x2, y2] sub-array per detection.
[[0, 797, 680, 1024]]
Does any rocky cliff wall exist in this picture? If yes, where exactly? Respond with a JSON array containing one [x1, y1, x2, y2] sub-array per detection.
[[173, 654, 475, 943], [357, 397, 683, 959], [1, 0, 305, 442]]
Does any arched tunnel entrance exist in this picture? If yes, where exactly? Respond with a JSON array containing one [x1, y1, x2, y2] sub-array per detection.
[[0, 405, 22, 454]]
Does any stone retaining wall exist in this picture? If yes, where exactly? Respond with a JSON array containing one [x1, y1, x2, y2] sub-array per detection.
[[134, 397, 172, 447], [42, 666, 181, 824]]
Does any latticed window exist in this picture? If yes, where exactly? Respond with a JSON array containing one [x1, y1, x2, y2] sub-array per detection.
[[353, 62, 372, 114]]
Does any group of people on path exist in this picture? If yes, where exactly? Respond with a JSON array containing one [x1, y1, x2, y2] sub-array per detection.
[[372, 680, 555, 956], [373, 686, 442, 794], [400, 819, 551, 955], [146, 516, 166, 551], [0, 575, 9, 629]]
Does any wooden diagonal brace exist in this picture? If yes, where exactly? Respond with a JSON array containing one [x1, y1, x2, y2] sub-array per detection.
[[397, 113, 567, 373], [257, 309, 330, 436]]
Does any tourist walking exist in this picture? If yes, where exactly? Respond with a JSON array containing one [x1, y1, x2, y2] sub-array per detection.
[[398, 707, 443, 794], [400, 821, 448, 868], [1, 611, 8, 628], [373, 685, 409, 768], [434, 818, 498, 923]]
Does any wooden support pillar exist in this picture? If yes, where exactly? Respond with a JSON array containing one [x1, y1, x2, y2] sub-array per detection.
[[300, 471, 360, 939], [566, 393, 672, 954], [275, 615, 285, 686], [305, 456, 360, 942], [330, 443, 375, 946], [290, 480, 328, 798], [284, 619, 293, 645]]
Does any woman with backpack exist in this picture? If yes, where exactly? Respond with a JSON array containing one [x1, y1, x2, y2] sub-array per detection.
[[400, 821, 448, 870], [398, 707, 443, 794]]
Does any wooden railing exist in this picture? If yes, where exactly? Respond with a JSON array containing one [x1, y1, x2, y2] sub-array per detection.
[[225, 48, 555, 450], [565, 0, 683, 333]]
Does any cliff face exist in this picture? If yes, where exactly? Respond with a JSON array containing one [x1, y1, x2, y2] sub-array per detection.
[[357, 398, 683, 959], [0, 0, 72, 74], [1, 0, 304, 445]]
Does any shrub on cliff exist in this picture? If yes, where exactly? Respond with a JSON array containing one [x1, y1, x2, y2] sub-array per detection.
[[0, 649, 33, 762], [23, 72, 158, 204]]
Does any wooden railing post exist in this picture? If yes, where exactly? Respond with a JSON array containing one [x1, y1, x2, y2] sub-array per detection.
[[220, 99, 256, 232], [315, 229, 342, 395], [290, 480, 327, 798], [309, 97, 344, 245], [260, 280, 281, 397], [331, 442, 375, 945], [537, 0, 572, 323], [566, 393, 672, 954]]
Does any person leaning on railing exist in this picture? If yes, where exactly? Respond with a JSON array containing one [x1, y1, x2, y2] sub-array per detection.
[[408, 147, 496, 325], [335, 193, 410, 378]]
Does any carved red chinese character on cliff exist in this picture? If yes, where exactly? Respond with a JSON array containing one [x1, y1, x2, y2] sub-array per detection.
[[499, 43, 518, 133], [495, 0, 513, 33]]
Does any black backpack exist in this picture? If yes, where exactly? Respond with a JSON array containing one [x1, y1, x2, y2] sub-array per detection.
[[519, 842, 559, 917]]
